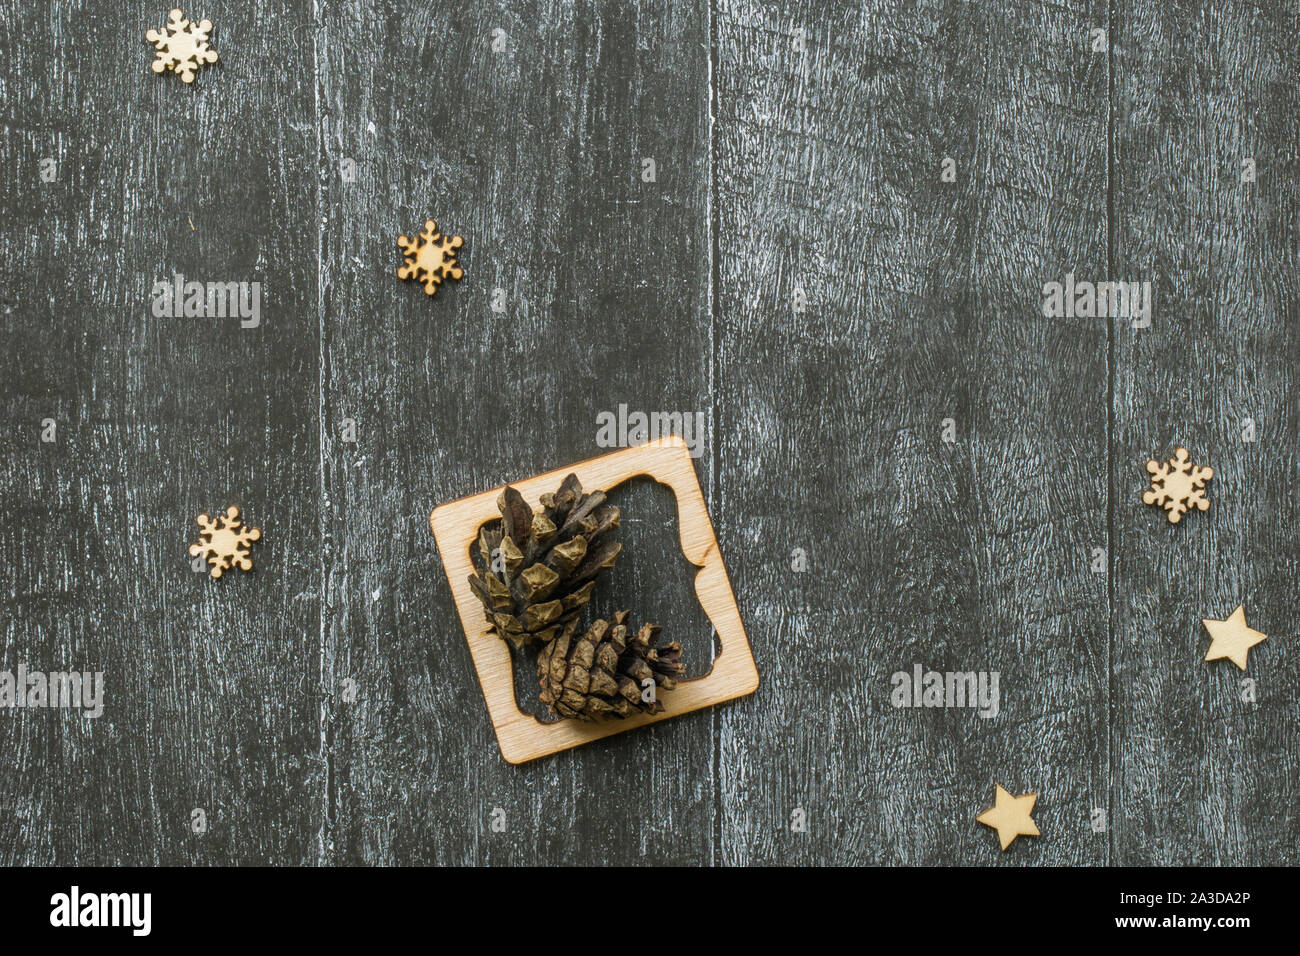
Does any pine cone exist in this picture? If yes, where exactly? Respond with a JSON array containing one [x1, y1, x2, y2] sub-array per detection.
[[537, 611, 684, 720], [468, 474, 621, 648]]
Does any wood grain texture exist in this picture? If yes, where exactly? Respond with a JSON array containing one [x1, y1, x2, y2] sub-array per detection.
[[0, 0, 1295, 865], [711, 0, 1112, 864], [1108, 0, 1300, 865], [314, 0, 716, 864], [0, 1, 323, 864]]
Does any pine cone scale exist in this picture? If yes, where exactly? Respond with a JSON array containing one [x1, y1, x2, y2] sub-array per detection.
[[536, 613, 685, 721], [468, 474, 621, 648]]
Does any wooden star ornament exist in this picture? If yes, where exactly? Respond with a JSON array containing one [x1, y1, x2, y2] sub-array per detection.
[[1202, 605, 1266, 671], [977, 785, 1039, 851]]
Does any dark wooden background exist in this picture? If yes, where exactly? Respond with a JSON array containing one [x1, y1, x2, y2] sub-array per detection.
[[1, 0, 1296, 866]]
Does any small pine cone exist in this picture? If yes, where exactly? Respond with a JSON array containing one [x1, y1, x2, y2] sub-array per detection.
[[467, 474, 621, 648], [537, 611, 684, 721]]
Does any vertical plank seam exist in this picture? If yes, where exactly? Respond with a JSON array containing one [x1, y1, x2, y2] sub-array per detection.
[[1105, 0, 1117, 867], [706, 0, 722, 869], [312, 0, 332, 867]]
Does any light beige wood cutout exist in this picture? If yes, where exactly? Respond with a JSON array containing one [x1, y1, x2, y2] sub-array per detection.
[[1202, 605, 1266, 671], [397, 220, 464, 296], [1142, 447, 1212, 523], [430, 436, 759, 764], [976, 785, 1040, 851], [146, 9, 219, 84], [189, 505, 261, 578]]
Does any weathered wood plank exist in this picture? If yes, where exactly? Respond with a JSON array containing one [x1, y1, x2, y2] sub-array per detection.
[[1109, 0, 1300, 865], [316, 0, 716, 863], [0, 2, 323, 863], [711, 0, 1113, 864], [1, 0, 1295, 867]]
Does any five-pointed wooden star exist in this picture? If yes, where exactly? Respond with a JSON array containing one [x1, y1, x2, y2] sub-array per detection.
[[977, 785, 1039, 851], [1202, 605, 1266, 671]]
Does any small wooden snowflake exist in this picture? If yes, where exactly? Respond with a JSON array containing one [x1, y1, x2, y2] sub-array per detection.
[[1142, 447, 1213, 523], [397, 220, 464, 296], [146, 8, 219, 84], [189, 506, 261, 578]]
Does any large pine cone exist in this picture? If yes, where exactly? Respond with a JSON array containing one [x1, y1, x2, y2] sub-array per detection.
[[468, 474, 621, 647], [537, 611, 684, 720]]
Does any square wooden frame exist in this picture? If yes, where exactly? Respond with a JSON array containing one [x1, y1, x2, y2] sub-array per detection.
[[429, 436, 759, 764]]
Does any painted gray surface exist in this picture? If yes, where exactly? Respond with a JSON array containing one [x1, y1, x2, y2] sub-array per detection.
[[0, 0, 1294, 865]]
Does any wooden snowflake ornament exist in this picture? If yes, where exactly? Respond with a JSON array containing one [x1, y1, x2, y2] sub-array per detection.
[[397, 220, 464, 295], [1142, 447, 1212, 523], [189, 506, 261, 578], [146, 9, 219, 84]]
